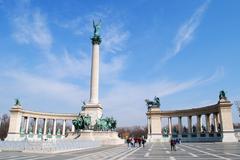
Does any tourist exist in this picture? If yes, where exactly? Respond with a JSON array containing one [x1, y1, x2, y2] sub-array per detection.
[[131, 137, 135, 148], [138, 138, 141, 147], [142, 138, 146, 148], [127, 138, 131, 148], [170, 139, 174, 151], [173, 139, 176, 151]]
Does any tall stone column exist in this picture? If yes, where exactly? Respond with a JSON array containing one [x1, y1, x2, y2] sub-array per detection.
[[89, 44, 100, 104], [82, 22, 103, 126], [168, 117, 172, 135]]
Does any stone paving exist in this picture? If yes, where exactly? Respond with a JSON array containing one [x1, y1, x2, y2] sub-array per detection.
[[0, 143, 240, 160]]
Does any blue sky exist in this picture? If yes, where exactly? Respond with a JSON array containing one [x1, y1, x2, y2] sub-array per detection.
[[0, 0, 240, 127]]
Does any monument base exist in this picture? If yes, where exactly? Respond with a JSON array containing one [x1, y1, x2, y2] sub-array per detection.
[[222, 131, 238, 142], [5, 133, 24, 141], [67, 130, 124, 145], [147, 134, 163, 142], [82, 103, 103, 126]]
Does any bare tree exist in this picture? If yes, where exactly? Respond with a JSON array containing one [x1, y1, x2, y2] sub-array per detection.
[[117, 126, 147, 139], [0, 114, 10, 140]]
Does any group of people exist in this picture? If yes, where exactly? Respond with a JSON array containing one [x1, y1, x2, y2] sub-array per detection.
[[127, 137, 146, 148], [170, 138, 181, 151]]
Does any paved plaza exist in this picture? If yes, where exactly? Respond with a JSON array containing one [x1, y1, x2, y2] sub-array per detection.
[[0, 142, 240, 160]]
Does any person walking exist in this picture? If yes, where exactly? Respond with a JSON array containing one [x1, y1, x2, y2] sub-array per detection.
[[170, 139, 174, 151], [131, 137, 135, 148], [142, 138, 146, 148], [138, 138, 141, 147], [127, 138, 130, 149]]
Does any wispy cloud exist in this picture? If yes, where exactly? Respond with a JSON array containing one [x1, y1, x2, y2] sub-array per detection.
[[102, 24, 129, 54], [162, 0, 210, 62], [12, 10, 52, 51]]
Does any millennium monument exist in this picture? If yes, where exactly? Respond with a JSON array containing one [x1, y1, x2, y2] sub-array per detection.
[[3, 20, 123, 152], [146, 91, 238, 143]]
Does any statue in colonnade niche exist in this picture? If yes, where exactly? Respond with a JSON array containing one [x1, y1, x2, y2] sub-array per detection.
[[47, 128, 52, 135], [192, 125, 196, 133], [210, 124, 215, 133], [162, 127, 168, 135], [173, 126, 178, 134], [201, 125, 206, 133], [57, 128, 61, 135], [145, 96, 160, 108], [183, 126, 187, 133], [38, 128, 42, 135]]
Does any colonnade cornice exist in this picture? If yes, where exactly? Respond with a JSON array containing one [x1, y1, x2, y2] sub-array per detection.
[[11, 107, 78, 120], [146, 103, 220, 117]]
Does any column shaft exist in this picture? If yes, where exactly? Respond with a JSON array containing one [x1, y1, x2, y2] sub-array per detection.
[[62, 120, 66, 136], [178, 117, 182, 134], [168, 117, 172, 134], [53, 119, 57, 135], [89, 44, 100, 104], [206, 114, 210, 132], [147, 117, 151, 134], [34, 118, 38, 135], [197, 115, 202, 133], [43, 118, 48, 135], [188, 116, 192, 133], [25, 117, 29, 134], [214, 113, 218, 132]]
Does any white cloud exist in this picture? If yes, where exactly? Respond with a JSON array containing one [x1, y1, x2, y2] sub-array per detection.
[[13, 10, 52, 50], [102, 24, 129, 54], [0, 70, 87, 113], [162, 0, 210, 62]]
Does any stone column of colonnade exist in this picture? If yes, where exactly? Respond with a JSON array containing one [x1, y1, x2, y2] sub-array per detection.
[[43, 118, 48, 136], [25, 117, 29, 134], [178, 117, 182, 135], [34, 118, 38, 135], [62, 120, 66, 137], [147, 116, 151, 135], [213, 113, 219, 132], [188, 116, 192, 135], [197, 115, 202, 134], [168, 117, 172, 135], [205, 114, 210, 133]]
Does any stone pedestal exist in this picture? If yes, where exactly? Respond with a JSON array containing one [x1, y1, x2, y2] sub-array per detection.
[[6, 105, 23, 141], [218, 100, 238, 142], [82, 103, 103, 126], [72, 130, 124, 145]]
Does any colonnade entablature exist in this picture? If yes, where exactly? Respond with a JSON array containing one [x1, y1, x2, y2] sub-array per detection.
[[146, 97, 238, 143], [7, 105, 78, 141]]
